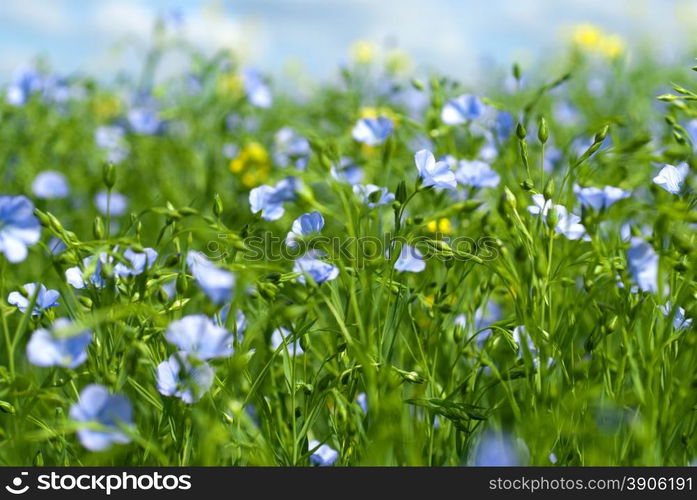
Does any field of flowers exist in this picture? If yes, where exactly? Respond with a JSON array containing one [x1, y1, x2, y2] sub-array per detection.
[[0, 22, 695, 466]]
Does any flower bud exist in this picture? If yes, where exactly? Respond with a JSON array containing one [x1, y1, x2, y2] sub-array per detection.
[[516, 123, 527, 140], [213, 194, 224, 217], [103, 163, 116, 189], [93, 216, 105, 240], [537, 117, 549, 144]]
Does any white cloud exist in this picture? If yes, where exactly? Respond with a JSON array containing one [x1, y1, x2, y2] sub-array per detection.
[[1, 0, 74, 35]]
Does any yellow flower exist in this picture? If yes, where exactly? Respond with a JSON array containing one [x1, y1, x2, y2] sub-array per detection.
[[426, 218, 453, 235], [570, 24, 625, 59], [572, 24, 602, 49], [217, 72, 243, 96], [598, 35, 625, 58], [229, 142, 270, 187], [385, 49, 412, 75], [350, 40, 377, 64], [93, 96, 121, 120]]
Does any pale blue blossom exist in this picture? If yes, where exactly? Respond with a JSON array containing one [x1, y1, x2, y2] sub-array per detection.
[[352, 184, 394, 208], [286, 212, 324, 248], [627, 237, 658, 293], [242, 68, 272, 108], [113, 247, 158, 277], [249, 177, 298, 221], [473, 432, 520, 466], [351, 117, 393, 146], [165, 314, 233, 360], [455, 160, 500, 188], [0, 195, 41, 263], [273, 127, 310, 170], [32, 171, 69, 199], [441, 94, 485, 125], [653, 163, 688, 194], [65, 254, 108, 289], [660, 302, 692, 330], [95, 125, 129, 164], [573, 184, 631, 211], [415, 149, 457, 190], [26, 318, 92, 368], [330, 157, 363, 185], [271, 327, 303, 356], [95, 190, 128, 216], [157, 353, 214, 404], [394, 245, 426, 273], [528, 194, 589, 241], [8, 283, 59, 316], [293, 253, 339, 285], [309, 440, 338, 466], [69, 384, 133, 451], [186, 250, 235, 304]]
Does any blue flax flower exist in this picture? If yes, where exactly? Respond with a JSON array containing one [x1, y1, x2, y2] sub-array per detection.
[[165, 314, 233, 360], [249, 177, 298, 221], [330, 157, 363, 185], [473, 432, 520, 466], [271, 327, 304, 356], [157, 353, 214, 404], [309, 440, 339, 466], [352, 184, 394, 208], [441, 94, 485, 125], [0, 195, 41, 263], [653, 163, 688, 194], [627, 237, 658, 293], [95, 190, 128, 216], [573, 184, 631, 211], [293, 252, 339, 285], [273, 127, 311, 170], [660, 302, 692, 330], [65, 254, 108, 289], [415, 150, 457, 190], [242, 68, 273, 108], [26, 318, 92, 368], [286, 211, 324, 248], [8, 283, 59, 316], [186, 251, 235, 304], [113, 247, 158, 277], [69, 384, 133, 451], [352, 117, 393, 146], [394, 245, 426, 273], [527, 194, 589, 241], [455, 160, 500, 188], [32, 171, 69, 199]]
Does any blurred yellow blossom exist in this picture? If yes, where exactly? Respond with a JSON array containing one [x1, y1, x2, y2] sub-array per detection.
[[426, 218, 453, 234], [385, 49, 412, 75], [229, 142, 270, 187], [93, 95, 122, 121], [350, 40, 377, 64], [571, 23, 625, 58], [217, 72, 244, 96]]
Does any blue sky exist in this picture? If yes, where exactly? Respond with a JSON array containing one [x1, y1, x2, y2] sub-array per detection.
[[0, 0, 694, 83]]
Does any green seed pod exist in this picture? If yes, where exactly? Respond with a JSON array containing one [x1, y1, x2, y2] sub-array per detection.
[[411, 78, 425, 91], [502, 187, 517, 211], [78, 296, 93, 309], [103, 163, 116, 189], [594, 125, 609, 144], [512, 62, 522, 81], [213, 194, 224, 217], [543, 178, 555, 200], [93, 216, 105, 240], [516, 123, 527, 140], [521, 178, 534, 191], [538, 117, 549, 144], [546, 206, 559, 230], [33, 450, 44, 466], [176, 273, 188, 295]]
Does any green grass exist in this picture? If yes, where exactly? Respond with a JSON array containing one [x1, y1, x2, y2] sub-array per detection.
[[0, 33, 695, 466]]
